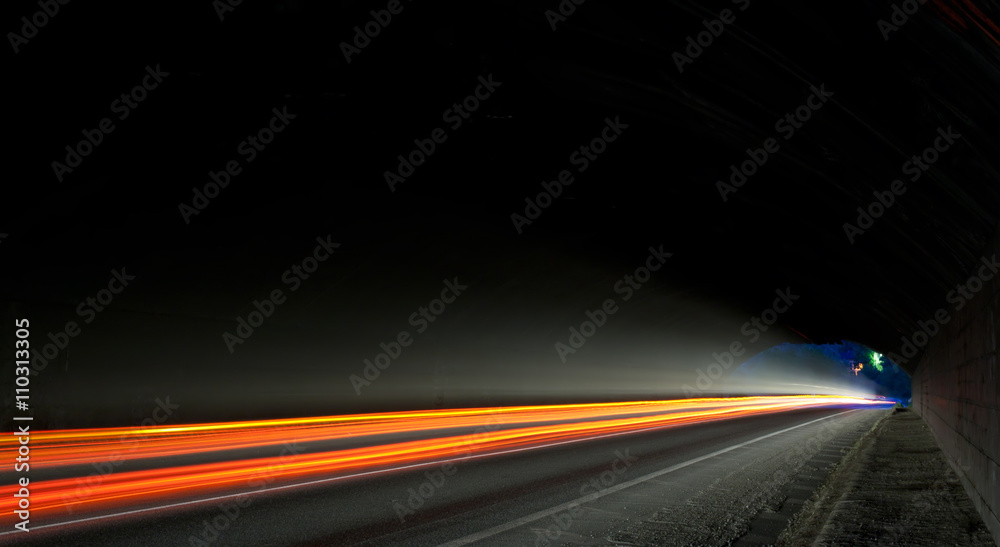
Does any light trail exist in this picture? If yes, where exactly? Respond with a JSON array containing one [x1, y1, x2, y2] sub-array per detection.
[[0, 396, 883, 468], [0, 398, 750, 468], [0, 396, 892, 527]]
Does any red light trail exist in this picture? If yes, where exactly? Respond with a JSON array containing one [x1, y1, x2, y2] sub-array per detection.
[[0, 396, 892, 527]]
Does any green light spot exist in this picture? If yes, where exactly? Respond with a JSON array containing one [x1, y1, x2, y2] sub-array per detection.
[[871, 352, 883, 372]]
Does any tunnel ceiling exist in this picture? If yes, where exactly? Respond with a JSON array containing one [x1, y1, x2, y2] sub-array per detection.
[[7, 1, 1000, 378], [511, 0, 1000, 375], [494, 0, 1000, 375]]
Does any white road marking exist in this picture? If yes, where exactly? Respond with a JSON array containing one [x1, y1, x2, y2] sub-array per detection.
[[0, 408, 856, 538], [437, 410, 856, 546]]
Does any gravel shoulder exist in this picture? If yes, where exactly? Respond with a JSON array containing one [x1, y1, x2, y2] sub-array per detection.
[[777, 407, 994, 547], [606, 409, 885, 546]]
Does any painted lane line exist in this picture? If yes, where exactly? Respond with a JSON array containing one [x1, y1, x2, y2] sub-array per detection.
[[438, 410, 857, 547]]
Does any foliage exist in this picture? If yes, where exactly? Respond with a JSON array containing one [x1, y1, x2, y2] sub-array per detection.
[[742, 341, 911, 402]]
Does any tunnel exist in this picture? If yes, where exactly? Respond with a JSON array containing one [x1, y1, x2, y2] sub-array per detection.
[[2, 0, 1000, 544]]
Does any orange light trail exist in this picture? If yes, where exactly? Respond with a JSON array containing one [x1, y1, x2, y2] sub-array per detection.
[[0, 396, 875, 469], [0, 396, 892, 527]]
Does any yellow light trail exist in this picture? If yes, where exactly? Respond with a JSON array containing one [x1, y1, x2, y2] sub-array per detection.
[[0, 396, 892, 526]]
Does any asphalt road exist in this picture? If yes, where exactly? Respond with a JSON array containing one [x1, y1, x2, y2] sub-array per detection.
[[3, 407, 887, 546]]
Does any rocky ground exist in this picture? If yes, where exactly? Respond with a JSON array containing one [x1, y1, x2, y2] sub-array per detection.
[[602, 410, 884, 546], [777, 407, 994, 547]]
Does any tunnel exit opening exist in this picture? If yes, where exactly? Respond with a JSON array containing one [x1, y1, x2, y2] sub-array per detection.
[[722, 340, 912, 405]]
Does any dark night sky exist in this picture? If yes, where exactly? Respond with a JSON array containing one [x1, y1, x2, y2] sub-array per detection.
[[4, 0, 1000, 427]]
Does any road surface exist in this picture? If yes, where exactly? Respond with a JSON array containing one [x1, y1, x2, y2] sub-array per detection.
[[2, 406, 886, 546]]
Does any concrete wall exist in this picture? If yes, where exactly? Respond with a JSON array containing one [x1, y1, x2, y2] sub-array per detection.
[[912, 223, 1000, 544]]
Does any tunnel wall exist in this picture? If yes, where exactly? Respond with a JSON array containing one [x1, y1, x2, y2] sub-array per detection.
[[912, 223, 1000, 543]]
